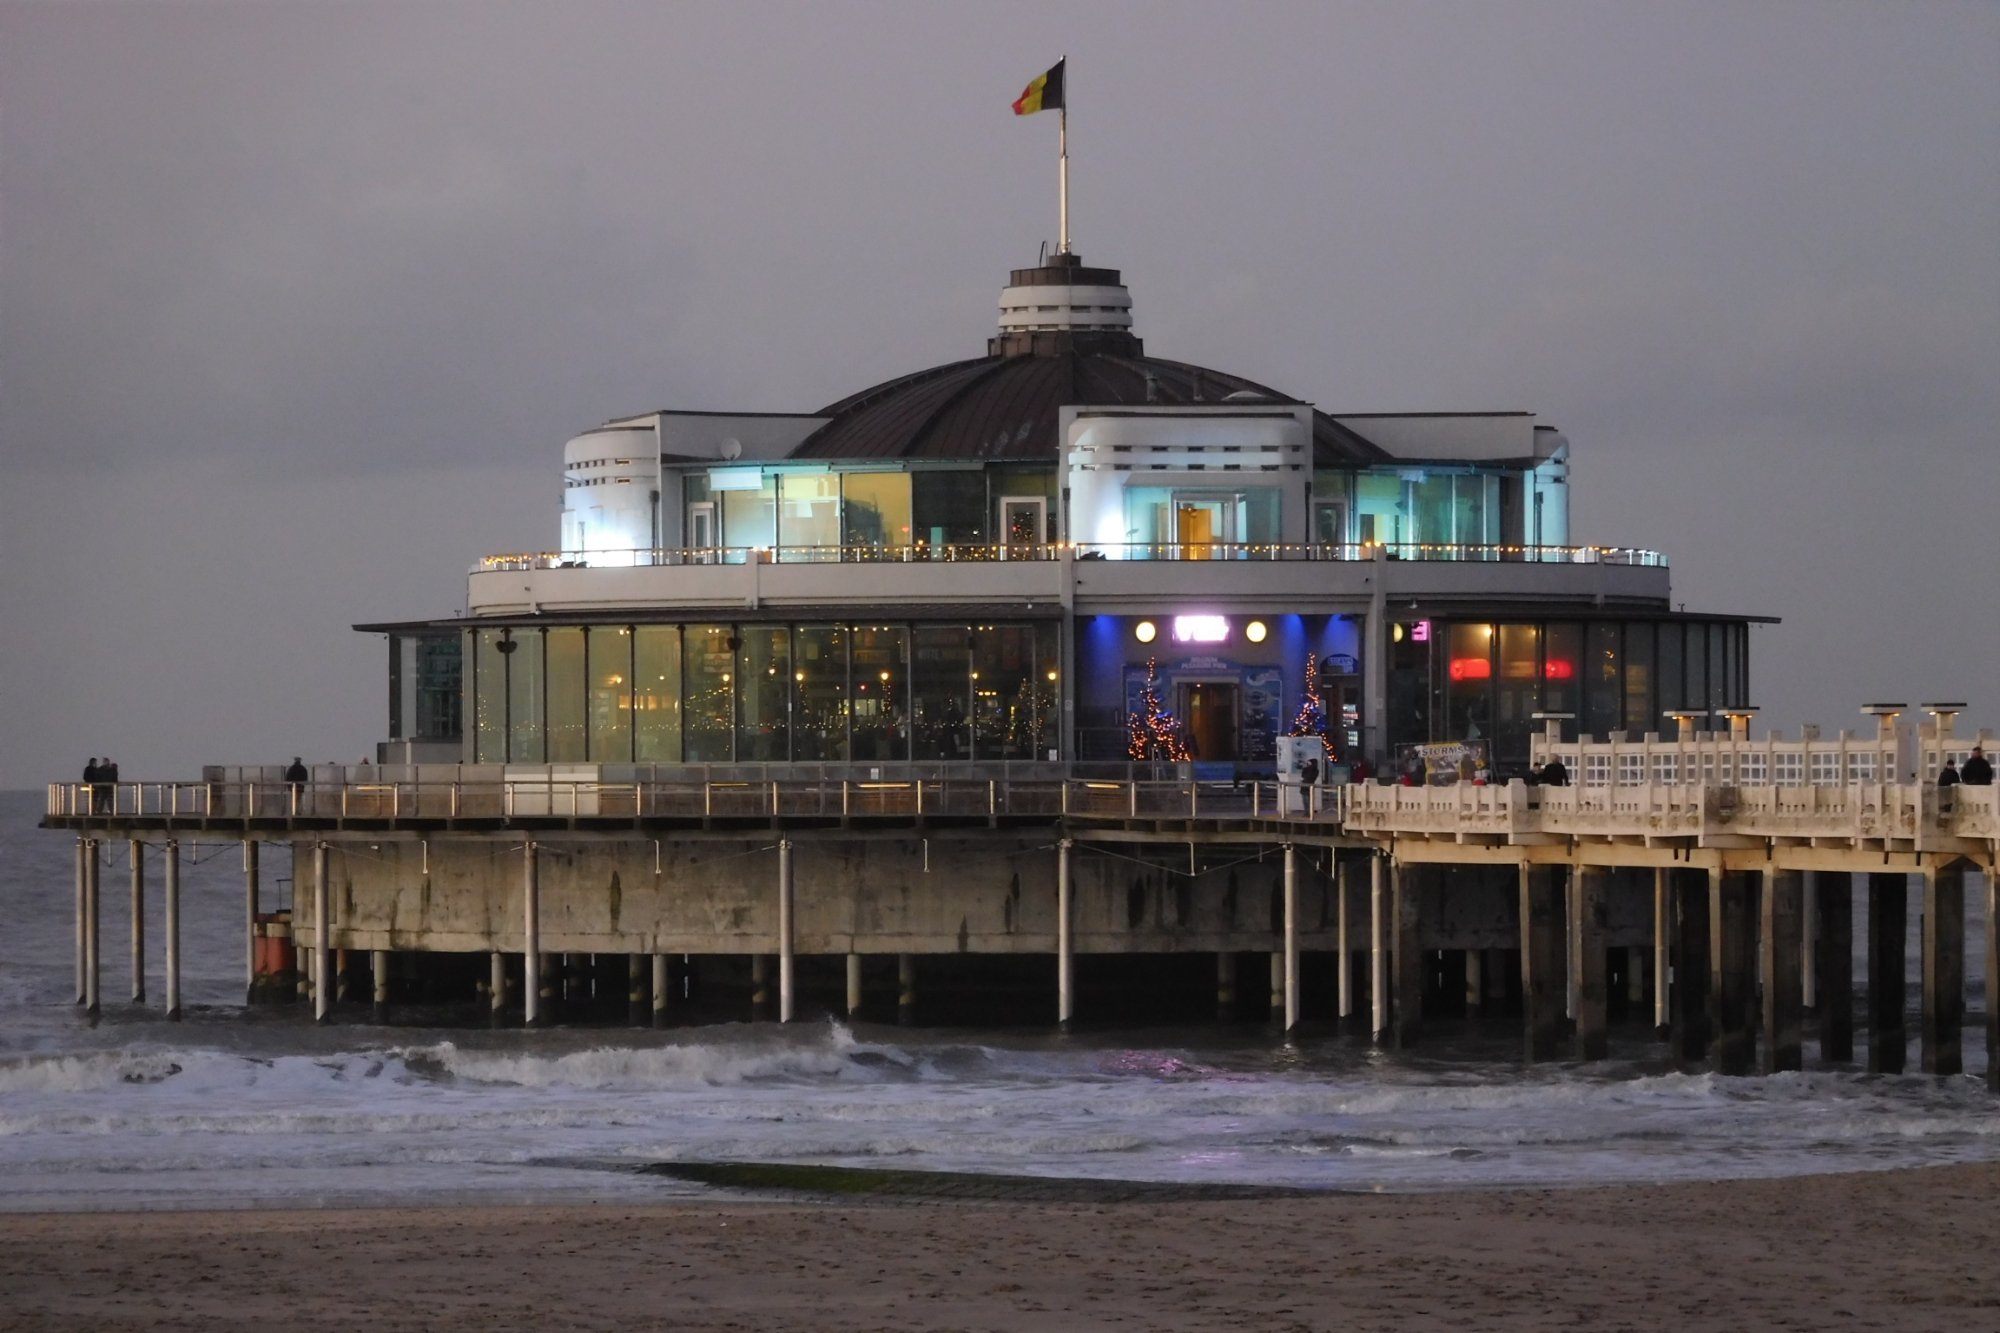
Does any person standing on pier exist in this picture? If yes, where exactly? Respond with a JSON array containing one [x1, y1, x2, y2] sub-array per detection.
[[1961, 745, 1992, 785], [97, 757, 117, 812], [1938, 757, 1960, 788], [285, 756, 309, 809], [1540, 755, 1569, 786], [82, 757, 101, 812]]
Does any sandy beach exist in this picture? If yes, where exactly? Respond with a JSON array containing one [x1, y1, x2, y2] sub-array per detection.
[[3, 1163, 1996, 1331]]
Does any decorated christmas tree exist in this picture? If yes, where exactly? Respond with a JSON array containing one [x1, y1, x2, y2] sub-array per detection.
[[1286, 652, 1333, 749], [1126, 657, 1191, 761]]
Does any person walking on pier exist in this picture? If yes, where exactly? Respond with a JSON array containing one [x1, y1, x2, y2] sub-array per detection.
[[1961, 745, 1992, 785], [285, 756, 309, 810]]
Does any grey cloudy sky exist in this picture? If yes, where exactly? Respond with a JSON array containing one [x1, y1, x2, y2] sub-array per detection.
[[2, 0, 1995, 788]]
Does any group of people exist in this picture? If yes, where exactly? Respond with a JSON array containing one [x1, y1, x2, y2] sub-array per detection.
[[1939, 745, 1993, 788], [80, 756, 118, 812]]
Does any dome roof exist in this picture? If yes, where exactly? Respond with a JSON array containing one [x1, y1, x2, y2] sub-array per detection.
[[790, 255, 1387, 465]]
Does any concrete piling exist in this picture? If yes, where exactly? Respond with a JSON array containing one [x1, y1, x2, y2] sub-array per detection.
[[1868, 872, 1907, 1074], [1057, 838, 1073, 1030], [1653, 869, 1670, 1036], [1520, 863, 1564, 1062], [74, 838, 86, 1006], [372, 950, 389, 1023], [1392, 860, 1421, 1049], [243, 840, 260, 1003], [1921, 863, 1964, 1076], [627, 953, 647, 1026], [1369, 854, 1387, 1043], [750, 954, 770, 1020], [652, 954, 670, 1027], [1710, 869, 1757, 1076], [1761, 869, 1804, 1073], [489, 951, 507, 1025], [84, 839, 100, 1019], [1282, 844, 1299, 1033], [130, 839, 145, 1005], [777, 838, 795, 1024], [312, 842, 331, 1023], [1816, 873, 1854, 1063], [1571, 866, 1607, 1061], [1670, 868, 1710, 1063], [164, 840, 181, 1021], [1985, 872, 1999, 1094], [522, 839, 541, 1027], [897, 953, 915, 1026], [1336, 859, 1353, 1021], [846, 953, 864, 1021]]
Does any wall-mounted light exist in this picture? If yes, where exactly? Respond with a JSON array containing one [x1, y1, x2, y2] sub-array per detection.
[[1135, 620, 1158, 644], [1245, 620, 1268, 644]]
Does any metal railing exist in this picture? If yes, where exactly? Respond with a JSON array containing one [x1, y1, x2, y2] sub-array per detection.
[[475, 540, 1669, 573]]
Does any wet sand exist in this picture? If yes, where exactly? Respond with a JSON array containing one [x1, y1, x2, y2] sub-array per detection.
[[3, 1163, 1997, 1330]]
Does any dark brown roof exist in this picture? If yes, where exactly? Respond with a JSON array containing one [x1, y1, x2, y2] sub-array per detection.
[[792, 343, 1388, 465]]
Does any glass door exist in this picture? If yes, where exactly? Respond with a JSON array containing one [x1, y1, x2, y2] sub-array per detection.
[[999, 496, 1045, 560], [687, 502, 717, 565]]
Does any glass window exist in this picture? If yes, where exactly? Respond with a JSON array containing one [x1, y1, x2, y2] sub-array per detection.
[[1543, 622, 1582, 718], [546, 628, 587, 762], [721, 476, 776, 552], [990, 467, 1056, 541], [1354, 471, 1404, 547], [1684, 623, 1708, 723], [912, 627, 972, 760], [1622, 622, 1655, 736], [1444, 623, 1494, 742], [1035, 622, 1061, 760], [1495, 623, 1540, 767], [474, 628, 507, 762], [973, 625, 1042, 760], [588, 627, 633, 762], [778, 473, 840, 560], [1237, 488, 1281, 547], [1410, 473, 1453, 549], [842, 472, 913, 553], [1584, 622, 1621, 740], [507, 629, 545, 763], [633, 626, 681, 762], [1657, 622, 1684, 715], [911, 471, 987, 552], [736, 626, 791, 761], [792, 625, 849, 761], [1454, 473, 1496, 546], [849, 624, 909, 760], [1123, 486, 1172, 551], [683, 626, 736, 762]]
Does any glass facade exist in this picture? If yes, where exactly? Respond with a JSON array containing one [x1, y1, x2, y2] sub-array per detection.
[[472, 620, 1057, 764]]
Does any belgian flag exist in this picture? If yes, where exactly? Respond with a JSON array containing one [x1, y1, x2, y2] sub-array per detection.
[[1012, 58, 1065, 116]]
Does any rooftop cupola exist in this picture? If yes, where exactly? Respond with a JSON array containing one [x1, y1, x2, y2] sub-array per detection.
[[989, 251, 1142, 358]]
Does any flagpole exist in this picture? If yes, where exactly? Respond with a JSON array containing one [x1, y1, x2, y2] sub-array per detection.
[[1058, 104, 1069, 255]]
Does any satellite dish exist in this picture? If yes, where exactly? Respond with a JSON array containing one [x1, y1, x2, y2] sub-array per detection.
[[719, 437, 743, 460]]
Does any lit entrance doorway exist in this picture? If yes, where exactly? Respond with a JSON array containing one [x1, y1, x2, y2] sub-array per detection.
[[1179, 681, 1239, 762], [999, 496, 1045, 560], [1174, 497, 1227, 559]]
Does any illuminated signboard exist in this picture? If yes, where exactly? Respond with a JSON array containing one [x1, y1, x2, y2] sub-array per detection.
[[1409, 619, 1431, 642], [1172, 615, 1230, 643]]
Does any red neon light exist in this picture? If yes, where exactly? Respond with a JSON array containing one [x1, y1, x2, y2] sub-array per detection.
[[1544, 659, 1575, 680], [1448, 657, 1492, 682]]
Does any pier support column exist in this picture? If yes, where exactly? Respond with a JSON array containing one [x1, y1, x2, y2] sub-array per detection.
[[750, 954, 770, 1021], [1336, 859, 1353, 1022], [489, 952, 507, 1025], [74, 838, 86, 1006], [1216, 952, 1236, 1022], [312, 842, 331, 1024], [1571, 866, 1608, 1061], [1761, 869, 1804, 1073], [1369, 854, 1388, 1043], [1057, 838, 1073, 1031], [130, 839, 145, 1005], [1283, 844, 1300, 1033], [1868, 872, 1907, 1074], [164, 840, 182, 1021], [897, 954, 915, 1026], [84, 839, 101, 1019], [627, 953, 647, 1026], [1921, 863, 1965, 1076], [1670, 869, 1711, 1063], [243, 841, 260, 1004], [777, 839, 795, 1024], [1520, 864, 1564, 1062], [1268, 952, 1282, 1024], [522, 840, 541, 1028], [652, 954, 670, 1028], [1986, 870, 1999, 1094], [1802, 872, 1819, 1012], [1392, 860, 1421, 1049], [1709, 869, 1757, 1076], [846, 953, 864, 1021], [1464, 949, 1484, 1015], [372, 950, 390, 1024], [1816, 873, 1854, 1063], [1652, 869, 1671, 1037]]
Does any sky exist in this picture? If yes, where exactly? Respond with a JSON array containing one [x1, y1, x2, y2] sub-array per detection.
[[2, 0, 1995, 788]]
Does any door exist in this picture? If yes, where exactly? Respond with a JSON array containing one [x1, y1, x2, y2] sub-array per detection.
[[688, 502, 717, 564], [999, 496, 1045, 560], [1313, 500, 1347, 550], [1171, 491, 1232, 559], [1179, 682, 1239, 762]]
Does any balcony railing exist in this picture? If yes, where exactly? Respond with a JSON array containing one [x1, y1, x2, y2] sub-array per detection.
[[475, 541, 1669, 573]]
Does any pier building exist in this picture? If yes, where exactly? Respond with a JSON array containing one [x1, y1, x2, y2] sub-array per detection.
[[38, 250, 1998, 1091]]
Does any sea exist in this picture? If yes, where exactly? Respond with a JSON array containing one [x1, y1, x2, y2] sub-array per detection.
[[2, 789, 1995, 1213]]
